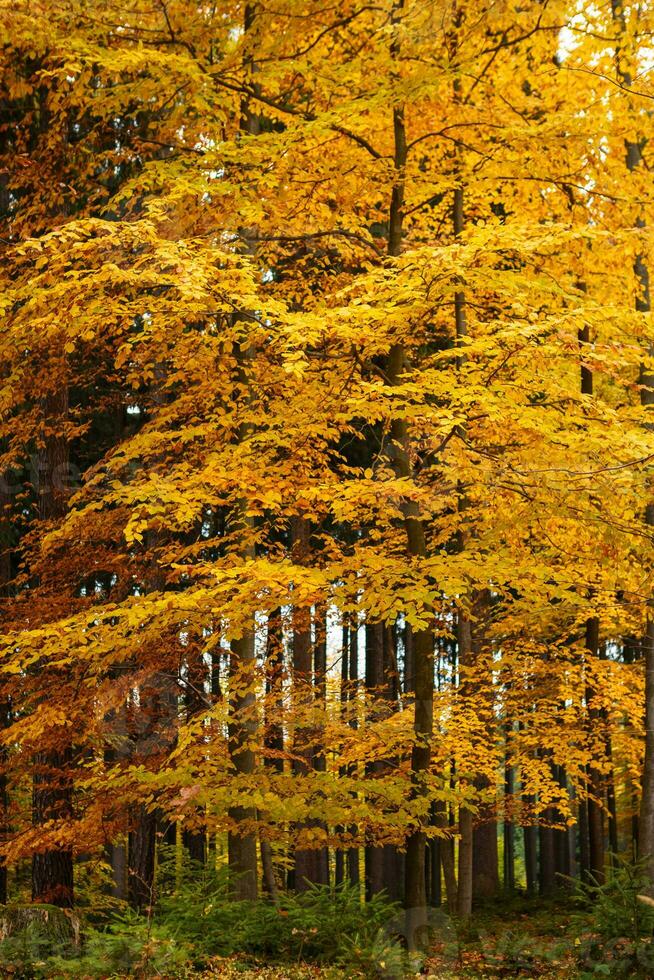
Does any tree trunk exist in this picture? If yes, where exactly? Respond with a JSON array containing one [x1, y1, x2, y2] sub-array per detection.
[[32, 387, 73, 908], [0, 484, 12, 904], [456, 610, 473, 918], [335, 621, 348, 887], [347, 616, 360, 888], [457, 807, 474, 916], [127, 805, 156, 911], [384, 3, 434, 944], [228, 631, 258, 900], [524, 821, 538, 896], [435, 796, 457, 913], [183, 641, 208, 865], [365, 621, 399, 900], [585, 617, 605, 884], [226, 0, 263, 903], [312, 604, 330, 887], [538, 817, 556, 896], [503, 745, 515, 892], [290, 517, 327, 891], [473, 813, 499, 900], [611, 0, 654, 891]]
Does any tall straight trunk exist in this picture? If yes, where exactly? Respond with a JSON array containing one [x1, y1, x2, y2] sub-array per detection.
[[503, 731, 515, 892], [579, 306, 608, 883], [128, 370, 179, 908], [384, 5, 434, 937], [578, 796, 591, 883], [312, 604, 330, 886], [290, 517, 326, 890], [227, 629, 258, 899], [538, 818, 556, 895], [607, 774, 619, 860], [183, 642, 208, 865], [128, 806, 156, 910], [32, 387, 73, 908], [428, 803, 442, 906], [598, 648, 619, 863], [456, 609, 473, 918], [261, 610, 283, 894], [585, 617, 605, 884], [128, 660, 178, 908], [567, 784, 578, 881], [0, 481, 12, 904], [261, 608, 284, 895], [473, 808, 499, 900], [347, 616, 361, 887], [335, 621, 349, 887], [451, 103, 477, 915], [105, 682, 129, 901], [365, 622, 401, 901], [611, 0, 654, 889], [435, 794, 457, 912], [554, 765, 571, 881], [524, 823, 538, 896], [226, 0, 262, 901], [438, 640, 458, 911], [457, 808, 474, 915]]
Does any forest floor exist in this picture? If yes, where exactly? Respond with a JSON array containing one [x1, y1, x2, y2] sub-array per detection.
[[196, 900, 580, 979]]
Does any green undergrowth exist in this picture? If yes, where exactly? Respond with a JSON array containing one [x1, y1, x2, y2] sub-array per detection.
[[2, 859, 654, 978]]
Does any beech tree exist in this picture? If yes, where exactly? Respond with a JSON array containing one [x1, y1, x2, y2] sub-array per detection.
[[0, 0, 653, 946]]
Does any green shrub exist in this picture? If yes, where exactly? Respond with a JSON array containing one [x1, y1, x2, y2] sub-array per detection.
[[572, 857, 654, 979], [0, 908, 189, 979], [0, 856, 402, 977], [158, 865, 399, 970]]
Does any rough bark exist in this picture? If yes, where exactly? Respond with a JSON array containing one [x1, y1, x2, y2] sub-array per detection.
[[472, 812, 499, 900]]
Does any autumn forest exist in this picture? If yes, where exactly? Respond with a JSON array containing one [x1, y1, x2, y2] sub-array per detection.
[[0, 0, 654, 977]]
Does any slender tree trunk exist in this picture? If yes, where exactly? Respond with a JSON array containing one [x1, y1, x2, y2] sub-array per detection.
[[128, 806, 156, 911], [290, 517, 325, 891], [384, 9, 434, 936], [262, 609, 284, 895], [456, 610, 473, 918], [611, 0, 654, 890], [435, 795, 456, 912], [183, 642, 208, 864], [228, 628, 258, 899], [260, 617, 281, 907], [538, 818, 556, 895], [335, 621, 348, 887], [347, 616, 361, 887], [226, 0, 263, 902], [473, 809, 499, 900], [32, 387, 73, 908], [554, 765, 571, 881], [457, 808, 474, 916], [312, 604, 330, 887], [503, 735, 515, 892], [0, 482, 12, 904], [524, 821, 538, 897], [585, 617, 605, 884]]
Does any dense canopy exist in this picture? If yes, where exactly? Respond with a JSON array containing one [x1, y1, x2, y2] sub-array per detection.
[[0, 0, 653, 968]]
